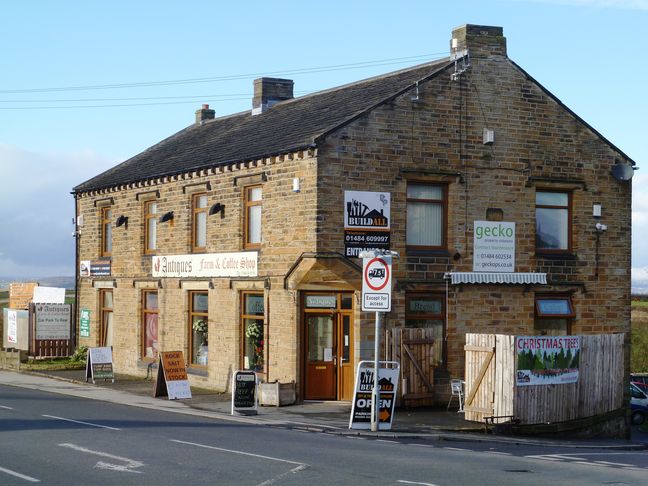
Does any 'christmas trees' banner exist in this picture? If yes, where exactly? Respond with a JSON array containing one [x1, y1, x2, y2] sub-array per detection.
[[515, 336, 580, 386]]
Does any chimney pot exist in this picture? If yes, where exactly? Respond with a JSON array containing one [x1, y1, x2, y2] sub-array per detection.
[[195, 104, 215, 125]]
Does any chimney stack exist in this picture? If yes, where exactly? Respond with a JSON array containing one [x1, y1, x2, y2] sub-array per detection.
[[195, 104, 215, 125], [451, 25, 506, 59], [252, 78, 294, 115]]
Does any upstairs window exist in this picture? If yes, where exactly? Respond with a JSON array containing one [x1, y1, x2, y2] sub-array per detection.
[[406, 184, 446, 250], [244, 185, 262, 249], [100, 207, 112, 257], [536, 191, 571, 252], [192, 193, 208, 252], [144, 200, 157, 254]]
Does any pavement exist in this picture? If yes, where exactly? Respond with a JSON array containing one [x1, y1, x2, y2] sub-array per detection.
[[1, 368, 647, 450]]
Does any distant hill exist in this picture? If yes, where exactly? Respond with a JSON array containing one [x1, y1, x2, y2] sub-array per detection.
[[0, 276, 75, 290]]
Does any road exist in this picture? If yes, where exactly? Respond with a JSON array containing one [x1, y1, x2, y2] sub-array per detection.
[[1, 384, 647, 485]]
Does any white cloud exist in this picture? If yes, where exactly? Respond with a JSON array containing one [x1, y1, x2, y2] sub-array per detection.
[[0, 144, 113, 278]]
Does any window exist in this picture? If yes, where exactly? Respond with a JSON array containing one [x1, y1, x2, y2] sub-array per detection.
[[192, 193, 207, 252], [144, 200, 157, 253], [99, 290, 113, 347], [241, 292, 265, 373], [534, 295, 574, 335], [100, 207, 112, 257], [141, 290, 159, 359], [406, 184, 446, 249], [188, 291, 209, 366], [244, 186, 262, 248], [405, 294, 445, 366], [536, 191, 571, 252]]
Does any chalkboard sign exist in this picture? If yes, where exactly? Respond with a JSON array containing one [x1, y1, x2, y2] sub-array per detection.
[[231, 370, 258, 415], [85, 346, 114, 384]]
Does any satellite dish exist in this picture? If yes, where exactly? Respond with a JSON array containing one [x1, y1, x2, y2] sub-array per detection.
[[611, 163, 634, 182]]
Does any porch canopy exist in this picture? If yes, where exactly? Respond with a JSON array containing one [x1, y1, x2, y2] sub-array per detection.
[[444, 272, 547, 285]]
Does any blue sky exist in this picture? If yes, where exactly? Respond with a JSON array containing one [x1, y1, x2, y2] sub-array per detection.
[[1, 0, 646, 288]]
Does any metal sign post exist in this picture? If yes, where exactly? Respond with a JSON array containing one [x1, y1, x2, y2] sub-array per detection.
[[371, 311, 382, 431]]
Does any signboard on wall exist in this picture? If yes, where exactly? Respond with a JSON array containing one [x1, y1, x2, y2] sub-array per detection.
[[152, 252, 258, 278], [79, 309, 91, 337], [349, 361, 400, 430], [344, 191, 390, 257], [516, 336, 580, 386], [473, 221, 515, 272], [34, 304, 71, 340]]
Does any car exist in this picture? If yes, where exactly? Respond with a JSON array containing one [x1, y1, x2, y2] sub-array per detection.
[[631, 373, 648, 393], [630, 382, 648, 425]]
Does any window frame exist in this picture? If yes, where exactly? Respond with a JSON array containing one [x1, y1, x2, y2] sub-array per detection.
[[404, 292, 446, 367], [99, 289, 113, 347], [144, 200, 157, 254], [535, 190, 572, 254], [100, 206, 112, 257], [192, 193, 208, 253], [534, 294, 574, 335], [244, 185, 262, 249], [141, 290, 159, 361], [240, 291, 265, 375], [405, 182, 447, 251], [188, 291, 209, 368]]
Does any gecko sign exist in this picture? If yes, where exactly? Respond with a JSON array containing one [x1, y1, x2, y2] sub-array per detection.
[[362, 255, 392, 311]]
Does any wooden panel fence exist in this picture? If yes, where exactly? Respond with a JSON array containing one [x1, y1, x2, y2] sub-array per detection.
[[464, 333, 624, 424]]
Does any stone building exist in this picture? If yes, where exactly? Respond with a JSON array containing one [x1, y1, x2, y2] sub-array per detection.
[[73, 25, 635, 403]]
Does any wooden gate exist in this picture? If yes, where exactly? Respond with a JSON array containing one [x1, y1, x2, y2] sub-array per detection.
[[385, 328, 439, 407]]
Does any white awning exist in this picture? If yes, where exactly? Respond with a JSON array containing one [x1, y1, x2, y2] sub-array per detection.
[[445, 272, 547, 285]]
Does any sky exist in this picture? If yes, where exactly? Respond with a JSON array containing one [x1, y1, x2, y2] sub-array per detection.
[[1, 0, 646, 289]]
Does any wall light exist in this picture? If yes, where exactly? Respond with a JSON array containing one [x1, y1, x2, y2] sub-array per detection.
[[116, 215, 128, 228], [159, 211, 174, 223], [209, 203, 225, 216]]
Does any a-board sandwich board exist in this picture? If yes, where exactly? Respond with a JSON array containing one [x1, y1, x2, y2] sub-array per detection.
[[86, 346, 114, 384], [349, 360, 400, 430], [153, 351, 192, 400], [231, 370, 258, 416]]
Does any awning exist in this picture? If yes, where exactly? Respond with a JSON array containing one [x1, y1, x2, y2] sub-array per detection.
[[444, 272, 547, 285]]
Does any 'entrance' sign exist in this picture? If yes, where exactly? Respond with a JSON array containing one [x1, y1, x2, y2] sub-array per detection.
[[154, 351, 192, 400], [349, 361, 400, 430], [231, 370, 258, 415], [86, 346, 114, 384]]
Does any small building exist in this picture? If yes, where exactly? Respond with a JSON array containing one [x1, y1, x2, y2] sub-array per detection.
[[73, 24, 635, 404]]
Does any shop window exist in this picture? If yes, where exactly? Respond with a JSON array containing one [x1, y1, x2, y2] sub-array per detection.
[[244, 185, 262, 249], [189, 291, 209, 367], [536, 191, 571, 252], [99, 289, 113, 347], [100, 207, 112, 257], [192, 193, 208, 252], [141, 290, 159, 359], [406, 184, 446, 250], [405, 293, 445, 366], [144, 200, 157, 254], [534, 295, 574, 335], [241, 292, 264, 373]]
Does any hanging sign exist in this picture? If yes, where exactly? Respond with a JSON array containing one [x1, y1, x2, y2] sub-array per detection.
[[344, 191, 390, 257], [231, 370, 258, 415], [154, 351, 192, 400], [86, 346, 114, 383], [362, 255, 392, 311], [515, 336, 580, 386], [349, 361, 400, 430]]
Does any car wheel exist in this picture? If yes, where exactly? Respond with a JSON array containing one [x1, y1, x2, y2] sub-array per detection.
[[631, 411, 645, 425]]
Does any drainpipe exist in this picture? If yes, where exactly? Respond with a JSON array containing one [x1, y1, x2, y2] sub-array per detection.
[[73, 192, 80, 350]]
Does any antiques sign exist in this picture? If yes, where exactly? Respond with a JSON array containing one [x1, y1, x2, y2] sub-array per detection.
[[34, 304, 71, 340], [344, 190, 390, 257], [516, 336, 580, 386], [152, 252, 258, 278]]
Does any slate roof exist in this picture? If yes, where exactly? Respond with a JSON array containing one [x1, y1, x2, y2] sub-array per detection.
[[73, 58, 452, 193]]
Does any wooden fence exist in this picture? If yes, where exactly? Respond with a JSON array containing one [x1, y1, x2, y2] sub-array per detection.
[[385, 327, 441, 406], [464, 333, 625, 424]]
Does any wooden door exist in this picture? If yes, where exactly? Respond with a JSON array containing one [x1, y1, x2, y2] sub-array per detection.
[[305, 314, 336, 400], [337, 314, 354, 401]]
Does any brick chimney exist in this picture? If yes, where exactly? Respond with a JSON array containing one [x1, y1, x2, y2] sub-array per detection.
[[252, 77, 294, 115], [195, 104, 215, 125], [451, 24, 506, 59]]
